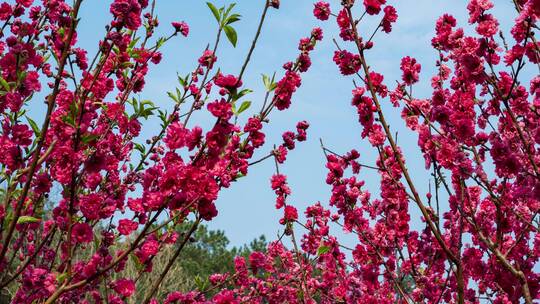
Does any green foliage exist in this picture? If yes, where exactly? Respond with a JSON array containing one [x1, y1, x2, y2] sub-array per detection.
[[115, 222, 267, 302], [178, 222, 267, 283], [223, 25, 237, 47], [261, 72, 278, 92], [16, 216, 41, 224], [206, 2, 241, 47]]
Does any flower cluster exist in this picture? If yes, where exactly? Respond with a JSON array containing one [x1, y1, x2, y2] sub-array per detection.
[[273, 29, 322, 110]]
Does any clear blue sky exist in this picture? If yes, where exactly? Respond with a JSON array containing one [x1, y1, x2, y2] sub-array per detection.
[[55, 0, 522, 247]]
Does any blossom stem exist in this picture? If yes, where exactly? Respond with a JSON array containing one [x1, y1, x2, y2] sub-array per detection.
[[237, 0, 270, 82]]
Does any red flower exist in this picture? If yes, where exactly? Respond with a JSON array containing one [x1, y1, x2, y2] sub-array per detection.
[[249, 251, 268, 274], [282, 205, 298, 222], [0, 3, 12, 20], [311, 27, 324, 41], [333, 50, 361, 75], [274, 71, 301, 110], [270, 174, 288, 192], [110, 0, 142, 30], [313, 2, 331, 21], [79, 194, 102, 220], [113, 279, 135, 297], [198, 50, 217, 69], [214, 73, 242, 92], [118, 219, 138, 235], [140, 239, 159, 260], [363, 0, 386, 15], [207, 99, 233, 120], [269, 0, 280, 9], [381, 6, 398, 33], [400, 56, 421, 85], [273, 145, 288, 164], [72, 223, 93, 244], [172, 21, 189, 37]]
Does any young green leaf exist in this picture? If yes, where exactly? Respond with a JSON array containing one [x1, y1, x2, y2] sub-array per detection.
[[0, 76, 10, 91], [223, 25, 238, 47], [167, 91, 178, 103], [317, 245, 330, 255], [134, 143, 146, 154], [128, 36, 141, 49], [262, 74, 270, 90], [206, 2, 221, 23], [224, 3, 236, 19], [236, 88, 252, 99], [81, 133, 99, 144], [231, 101, 237, 115], [57, 272, 68, 284], [237, 101, 251, 114], [226, 13, 241, 25], [17, 216, 41, 224], [25, 115, 40, 137]]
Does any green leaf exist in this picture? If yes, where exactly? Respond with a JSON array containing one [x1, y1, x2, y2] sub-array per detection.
[[156, 37, 166, 49], [177, 73, 187, 87], [0, 76, 10, 91], [130, 253, 144, 271], [224, 3, 236, 18], [167, 91, 178, 103], [93, 233, 100, 250], [129, 97, 139, 114], [206, 2, 221, 23], [194, 275, 208, 290], [263, 72, 278, 92], [317, 245, 330, 256], [223, 25, 238, 47], [81, 133, 99, 144], [25, 115, 40, 137], [237, 101, 251, 114], [17, 71, 27, 82], [128, 37, 141, 49], [57, 272, 68, 284], [226, 13, 241, 25], [17, 216, 41, 224], [140, 99, 155, 107], [61, 115, 75, 127], [134, 143, 146, 154], [262, 74, 270, 90], [158, 110, 169, 128], [140, 107, 158, 119], [237, 88, 252, 98]]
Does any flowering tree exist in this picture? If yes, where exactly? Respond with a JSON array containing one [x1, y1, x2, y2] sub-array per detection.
[[0, 0, 318, 302], [201, 1, 539, 304], [0, 0, 538, 304]]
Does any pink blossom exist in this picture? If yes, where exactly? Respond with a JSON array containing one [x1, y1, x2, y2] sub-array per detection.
[[113, 279, 135, 297], [172, 21, 189, 36], [313, 2, 331, 21], [72, 223, 93, 244], [118, 219, 138, 235]]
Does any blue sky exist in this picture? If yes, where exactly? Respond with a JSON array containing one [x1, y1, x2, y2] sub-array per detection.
[[61, 0, 522, 247]]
